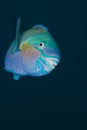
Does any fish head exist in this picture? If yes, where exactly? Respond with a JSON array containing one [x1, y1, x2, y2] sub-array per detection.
[[19, 26, 61, 76]]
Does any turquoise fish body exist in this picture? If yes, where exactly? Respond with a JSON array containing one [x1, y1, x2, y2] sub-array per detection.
[[5, 18, 61, 80]]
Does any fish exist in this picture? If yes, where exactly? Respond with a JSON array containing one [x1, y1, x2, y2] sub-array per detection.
[[4, 17, 61, 80]]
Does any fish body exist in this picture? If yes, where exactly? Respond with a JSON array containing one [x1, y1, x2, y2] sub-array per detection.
[[5, 18, 61, 80]]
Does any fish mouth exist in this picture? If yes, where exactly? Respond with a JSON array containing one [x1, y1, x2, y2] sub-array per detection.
[[47, 58, 59, 69], [39, 56, 60, 73]]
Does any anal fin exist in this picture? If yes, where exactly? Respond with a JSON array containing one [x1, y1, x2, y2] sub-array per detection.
[[13, 73, 20, 80]]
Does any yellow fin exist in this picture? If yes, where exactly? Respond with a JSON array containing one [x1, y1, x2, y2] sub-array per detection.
[[19, 43, 34, 52]]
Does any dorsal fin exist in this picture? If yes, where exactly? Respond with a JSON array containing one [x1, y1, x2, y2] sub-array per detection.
[[16, 17, 21, 50], [32, 24, 48, 31]]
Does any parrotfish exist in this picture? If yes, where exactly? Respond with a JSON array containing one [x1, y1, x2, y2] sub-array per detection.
[[4, 17, 61, 80]]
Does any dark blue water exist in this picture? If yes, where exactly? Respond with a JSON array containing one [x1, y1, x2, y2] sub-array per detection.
[[0, 0, 87, 129]]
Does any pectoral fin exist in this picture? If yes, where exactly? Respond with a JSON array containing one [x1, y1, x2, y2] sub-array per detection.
[[19, 43, 34, 52]]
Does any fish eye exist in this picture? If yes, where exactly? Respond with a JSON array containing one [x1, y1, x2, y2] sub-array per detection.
[[39, 42, 44, 48]]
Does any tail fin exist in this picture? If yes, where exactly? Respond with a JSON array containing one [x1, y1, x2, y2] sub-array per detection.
[[16, 17, 21, 50]]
